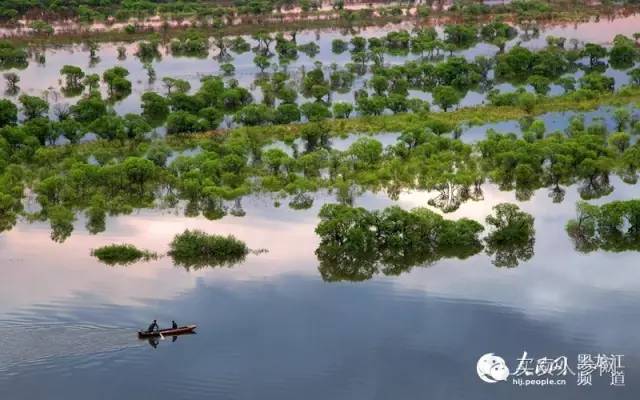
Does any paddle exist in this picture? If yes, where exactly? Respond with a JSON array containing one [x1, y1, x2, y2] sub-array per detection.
[[159, 331, 164, 340]]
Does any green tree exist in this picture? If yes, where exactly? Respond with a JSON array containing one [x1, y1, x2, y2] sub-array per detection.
[[274, 103, 300, 124], [102, 66, 131, 97], [83, 73, 100, 91], [517, 92, 537, 113], [253, 54, 271, 72], [122, 157, 156, 194], [70, 92, 107, 123], [630, 68, 640, 86], [166, 111, 206, 134], [60, 65, 85, 89], [48, 205, 75, 243], [146, 144, 172, 167], [613, 107, 631, 131], [90, 115, 126, 141], [162, 77, 191, 95], [19, 94, 48, 120], [262, 148, 292, 175], [579, 72, 614, 92], [609, 132, 630, 153], [484, 203, 535, 268], [235, 104, 274, 126], [300, 102, 331, 122], [332, 102, 353, 119], [527, 75, 551, 95], [432, 85, 461, 112], [331, 39, 348, 54], [141, 91, 169, 118], [609, 35, 637, 69], [0, 99, 17, 127], [348, 137, 383, 168], [582, 43, 607, 66]]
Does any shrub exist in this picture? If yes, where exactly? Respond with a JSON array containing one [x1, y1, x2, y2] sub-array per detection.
[[91, 244, 156, 266], [169, 229, 249, 269]]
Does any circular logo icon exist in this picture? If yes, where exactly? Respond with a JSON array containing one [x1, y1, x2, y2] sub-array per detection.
[[477, 353, 510, 383]]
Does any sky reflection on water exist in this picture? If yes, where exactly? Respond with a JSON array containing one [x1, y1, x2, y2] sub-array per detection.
[[3, 14, 640, 121], [2, 14, 640, 399], [1, 170, 640, 398]]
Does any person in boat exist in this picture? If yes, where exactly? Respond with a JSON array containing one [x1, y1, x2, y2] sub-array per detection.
[[172, 320, 178, 329], [147, 319, 159, 333]]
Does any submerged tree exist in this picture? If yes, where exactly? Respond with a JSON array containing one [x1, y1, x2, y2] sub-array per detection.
[[3, 72, 19, 95], [484, 203, 535, 268], [315, 204, 484, 281], [566, 200, 640, 253]]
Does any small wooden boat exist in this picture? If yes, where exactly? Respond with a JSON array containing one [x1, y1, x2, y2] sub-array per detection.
[[138, 325, 197, 338]]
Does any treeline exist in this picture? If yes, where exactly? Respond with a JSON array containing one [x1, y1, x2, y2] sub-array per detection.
[[3, 101, 639, 243], [0, 0, 624, 23], [316, 202, 535, 279], [0, 0, 303, 21]]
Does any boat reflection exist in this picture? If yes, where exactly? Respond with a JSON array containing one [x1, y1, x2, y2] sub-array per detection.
[[145, 332, 196, 349]]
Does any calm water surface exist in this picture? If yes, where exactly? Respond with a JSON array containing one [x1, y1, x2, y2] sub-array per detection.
[[2, 16, 640, 399], [2, 14, 640, 122], [1, 174, 640, 398]]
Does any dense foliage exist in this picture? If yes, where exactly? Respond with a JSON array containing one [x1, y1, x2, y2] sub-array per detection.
[[567, 200, 640, 252], [484, 203, 535, 267], [1, 103, 639, 242], [168, 229, 249, 269], [0, 21, 639, 247], [315, 201, 536, 280], [315, 203, 485, 281]]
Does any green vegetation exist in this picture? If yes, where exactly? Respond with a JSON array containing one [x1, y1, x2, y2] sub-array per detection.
[[567, 200, 640, 253], [0, 21, 639, 244], [3, 29, 636, 139], [315, 203, 485, 281], [0, 96, 639, 242], [168, 229, 249, 270], [91, 243, 157, 266], [315, 202, 537, 280], [484, 203, 535, 268], [0, 41, 28, 69]]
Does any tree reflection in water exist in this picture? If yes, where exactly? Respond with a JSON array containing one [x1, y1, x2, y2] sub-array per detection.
[[315, 203, 485, 281], [315, 202, 538, 280], [567, 200, 640, 253], [484, 203, 536, 268]]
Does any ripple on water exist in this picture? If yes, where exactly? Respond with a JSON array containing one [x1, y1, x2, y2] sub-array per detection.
[[0, 321, 144, 374]]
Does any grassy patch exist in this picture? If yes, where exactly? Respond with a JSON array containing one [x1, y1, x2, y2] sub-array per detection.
[[168, 229, 249, 270], [91, 243, 157, 266]]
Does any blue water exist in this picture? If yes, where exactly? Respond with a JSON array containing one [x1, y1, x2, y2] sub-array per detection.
[[1, 175, 639, 398]]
